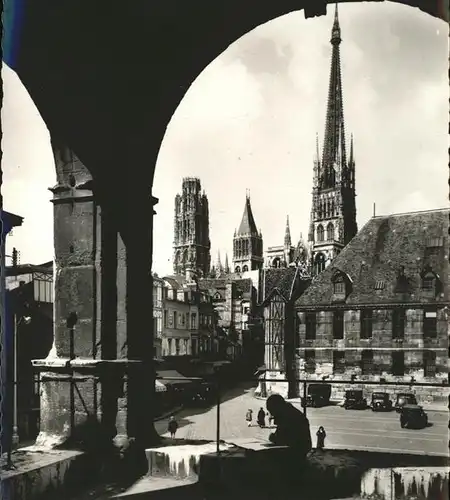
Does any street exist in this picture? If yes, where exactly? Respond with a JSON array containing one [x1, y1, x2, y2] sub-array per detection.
[[155, 384, 449, 457]]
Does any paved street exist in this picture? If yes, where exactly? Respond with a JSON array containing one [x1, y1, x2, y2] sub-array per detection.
[[155, 384, 449, 457]]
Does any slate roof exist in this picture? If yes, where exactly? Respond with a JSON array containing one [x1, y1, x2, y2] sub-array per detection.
[[237, 197, 259, 236], [163, 274, 187, 289], [296, 208, 449, 308], [261, 267, 310, 303]]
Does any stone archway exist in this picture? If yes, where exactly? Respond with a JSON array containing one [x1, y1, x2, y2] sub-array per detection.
[[2, 0, 447, 452]]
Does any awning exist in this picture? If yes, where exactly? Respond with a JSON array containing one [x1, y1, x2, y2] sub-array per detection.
[[156, 370, 199, 386], [155, 379, 167, 392]]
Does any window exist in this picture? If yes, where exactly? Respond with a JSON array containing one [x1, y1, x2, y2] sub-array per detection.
[[184, 292, 189, 302], [305, 312, 316, 340], [326, 223, 334, 242], [392, 309, 405, 339], [361, 350, 373, 375], [317, 225, 324, 242], [305, 350, 316, 374], [392, 351, 405, 376], [422, 276, 434, 290], [333, 351, 346, 374], [333, 310, 344, 339], [181, 314, 186, 326], [423, 350, 436, 378], [191, 313, 197, 329], [314, 253, 326, 274], [360, 310, 373, 339], [153, 317, 158, 338], [167, 338, 172, 355], [173, 311, 178, 328], [175, 339, 180, 355], [423, 309, 437, 338], [243, 265, 249, 272], [333, 280, 345, 294], [163, 310, 168, 328], [192, 339, 197, 355], [374, 281, 385, 290]]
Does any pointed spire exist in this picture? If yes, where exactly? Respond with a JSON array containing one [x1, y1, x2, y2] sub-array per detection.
[[322, 1, 346, 185], [315, 133, 320, 163], [224, 253, 230, 274], [349, 133, 354, 164], [216, 250, 223, 271], [237, 193, 258, 236], [284, 215, 292, 248]]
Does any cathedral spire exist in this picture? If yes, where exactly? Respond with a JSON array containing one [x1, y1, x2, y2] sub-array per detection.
[[322, 2, 346, 186], [224, 253, 230, 274], [284, 215, 292, 248]]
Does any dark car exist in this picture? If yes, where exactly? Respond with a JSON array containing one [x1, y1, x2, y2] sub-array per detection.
[[395, 393, 417, 413], [370, 392, 393, 412], [344, 390, 367, 410], [305, 384, 332, 408], [400, 404, 428, 429]]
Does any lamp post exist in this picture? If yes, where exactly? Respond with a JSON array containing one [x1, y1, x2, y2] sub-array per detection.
[[8, 313, 31, 466]]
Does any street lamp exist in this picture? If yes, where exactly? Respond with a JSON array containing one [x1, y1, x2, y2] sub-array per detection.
[[7, 313, 31, 467]]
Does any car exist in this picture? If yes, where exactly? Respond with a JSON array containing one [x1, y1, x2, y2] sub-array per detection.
[[370, 392, 393, 412], [343, 390, 367, 410], [400, 404, 428, 429], [304, 384, 332, 408], [394, 392, 417, 413]]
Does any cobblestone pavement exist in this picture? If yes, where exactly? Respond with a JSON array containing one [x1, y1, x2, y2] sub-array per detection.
[[155, 384, 449, 456]]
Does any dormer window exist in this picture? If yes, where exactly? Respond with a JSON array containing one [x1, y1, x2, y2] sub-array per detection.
[[420, 266, 440, 297], [331, 269, 352, 302]]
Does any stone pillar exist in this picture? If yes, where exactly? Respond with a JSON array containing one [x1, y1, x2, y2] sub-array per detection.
[[114, 192, 160, 449], [33, 143, 121, 448]]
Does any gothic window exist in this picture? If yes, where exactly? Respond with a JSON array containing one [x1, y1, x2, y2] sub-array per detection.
[[333, 351, 346, 374], [333, 310, 344, 339], [423, 308, 437, 338], [305, 350, 316, 373], [392, 351, 405, 376], [423, 350, 436, 378], [392, 309, 405, 339], [235, 266, 241, 273], [360, 309, 373, 339], [317, 225, 324, 242], [243, 265, 249, 272], [360, 350, 373, 375], [305, 312, 316, 340], [314, 253, 326, 274], [326, 222, 334, 242]]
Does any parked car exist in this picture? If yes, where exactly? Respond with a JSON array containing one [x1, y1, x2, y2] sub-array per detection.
[[344, 390, 367, 410], [395, 393, 417, 413], [370, 392, 393, 412], [400, 404, 428, 429], [304, 384, 332, 408]]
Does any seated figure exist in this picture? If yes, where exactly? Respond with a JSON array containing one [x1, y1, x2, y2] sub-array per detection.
[[266, 394, 312, 458]]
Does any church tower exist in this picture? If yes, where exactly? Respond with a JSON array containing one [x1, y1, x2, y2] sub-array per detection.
[[173, 177, 211, 277], [308, 4, 357, 275], [232, 191, 263, 273]]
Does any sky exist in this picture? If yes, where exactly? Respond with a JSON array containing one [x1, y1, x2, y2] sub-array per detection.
[[2, 2, 448, 276]]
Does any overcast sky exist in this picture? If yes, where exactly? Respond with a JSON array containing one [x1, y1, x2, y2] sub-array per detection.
[[2, 2, 448, 276]]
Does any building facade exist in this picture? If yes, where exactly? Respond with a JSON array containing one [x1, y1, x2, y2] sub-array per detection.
[[152, 274, 164, 358], [161, 274, 217, 358], [307, 5, 357, 276], [296, 208, 449, 404], [173, 177, 211, 277], [232, 193, 263, 274]]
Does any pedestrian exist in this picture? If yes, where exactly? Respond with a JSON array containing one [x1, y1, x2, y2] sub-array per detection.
[[316, 426, 326, 450], [246, 408, 253, 427], [168, 415, 178, 438], [257, 407, 266, 428]]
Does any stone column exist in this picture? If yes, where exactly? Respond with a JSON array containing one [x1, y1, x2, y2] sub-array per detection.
[[114, 192, 160, 449], [33, 143, 121, 448]]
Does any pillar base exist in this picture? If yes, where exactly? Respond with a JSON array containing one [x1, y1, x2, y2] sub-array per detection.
[[32, 358, 154, 452]]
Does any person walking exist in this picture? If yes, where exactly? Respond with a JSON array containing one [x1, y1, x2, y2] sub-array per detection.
[[257, 407, 267, 428], [168, 416, 179, 438], [316, 426, 326, 450], [246, 409, 253, 427]]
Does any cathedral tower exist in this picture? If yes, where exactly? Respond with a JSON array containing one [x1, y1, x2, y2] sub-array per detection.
[[233, 192, 263, 273], [308, 4, 357, 275], [173, 177, 211, 277]]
